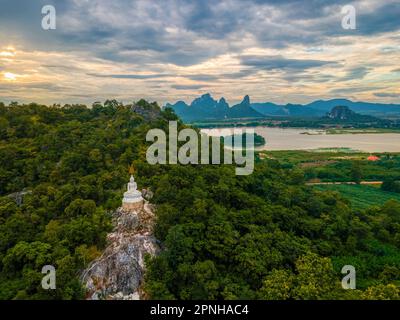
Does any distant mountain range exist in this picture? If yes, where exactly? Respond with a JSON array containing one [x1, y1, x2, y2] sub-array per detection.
[[164, 94, 400, 122], [165, 93, 263, 121]]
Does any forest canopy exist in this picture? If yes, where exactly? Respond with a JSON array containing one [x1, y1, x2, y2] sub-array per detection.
[[0, 100, 399, 300]]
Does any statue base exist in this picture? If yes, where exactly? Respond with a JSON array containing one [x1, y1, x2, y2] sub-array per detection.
[[122, 200, 144, 212]]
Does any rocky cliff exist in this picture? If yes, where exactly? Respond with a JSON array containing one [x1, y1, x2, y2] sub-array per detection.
[[325, 105, 382, 123], [81, 202, 159, 300], [326, 105, 356, 120]]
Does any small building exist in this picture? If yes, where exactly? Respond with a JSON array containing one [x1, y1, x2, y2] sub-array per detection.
[[367, 155, 380, 161], [122, 175, 144, 211]]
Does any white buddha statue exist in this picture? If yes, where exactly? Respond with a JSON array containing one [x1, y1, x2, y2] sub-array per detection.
[[122, 175, 144, 211]]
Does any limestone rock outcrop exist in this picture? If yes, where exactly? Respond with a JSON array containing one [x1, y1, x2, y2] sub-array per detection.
[[81, 202, 159, 300]]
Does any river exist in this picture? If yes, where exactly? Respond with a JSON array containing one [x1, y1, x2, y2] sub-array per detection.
[[201, 127, 400, 152]]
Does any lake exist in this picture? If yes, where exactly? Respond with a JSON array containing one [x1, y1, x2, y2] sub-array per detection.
[[201, 127, 400, 152]]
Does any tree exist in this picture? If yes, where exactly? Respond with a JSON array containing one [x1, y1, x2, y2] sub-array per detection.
[[292, 253, 339, 300], [382, 178, 400, 193], [64, 199, 96, 218], [259, 269, 294, 300], [361, 284, 400, 300], [350, 161, 362, 184]]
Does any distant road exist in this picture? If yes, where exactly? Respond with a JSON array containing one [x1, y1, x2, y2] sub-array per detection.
[[306, 181, 383, 186]]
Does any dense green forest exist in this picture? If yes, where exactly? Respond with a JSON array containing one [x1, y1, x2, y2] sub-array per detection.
[[0, 101, 400, 300], [0, 100, 177, 299], [145, 162, 400, 299]]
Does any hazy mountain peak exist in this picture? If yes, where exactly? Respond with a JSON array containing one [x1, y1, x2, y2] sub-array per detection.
[[191, 93, 216, 106], [241, 95, 250, 106], [217, 97, 229, 109], [200, 93, 212, 100]]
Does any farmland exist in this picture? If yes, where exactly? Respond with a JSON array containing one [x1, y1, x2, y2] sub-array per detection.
[[314, 184, 400, 209]]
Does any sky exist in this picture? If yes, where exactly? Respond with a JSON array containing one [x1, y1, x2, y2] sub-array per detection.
[[0, 0, 399, 106]]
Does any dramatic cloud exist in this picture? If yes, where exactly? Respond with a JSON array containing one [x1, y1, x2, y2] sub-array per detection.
[[87, 73, 173, 80], [374, 92, 399, 98], [0, 0, 399, 105], [240, 55, 338, 70], [172, 84, 210, 90], [341, 66, 371, 81]]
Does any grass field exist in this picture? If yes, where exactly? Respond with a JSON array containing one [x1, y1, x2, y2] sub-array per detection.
[[261, 150, 369, 164], [314, 184, 400, 209]]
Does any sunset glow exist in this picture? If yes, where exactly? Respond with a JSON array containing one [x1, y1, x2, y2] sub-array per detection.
[[3, 72, 17, 81]]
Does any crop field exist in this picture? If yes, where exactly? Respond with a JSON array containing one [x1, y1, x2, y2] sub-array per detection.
[[314, 184, 400, 209]]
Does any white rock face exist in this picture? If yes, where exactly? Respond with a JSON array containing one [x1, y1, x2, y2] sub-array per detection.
[[81, 202, 159, 300]]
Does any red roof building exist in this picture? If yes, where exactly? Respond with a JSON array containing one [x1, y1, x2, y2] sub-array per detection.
[[367, 155, 380, 161]]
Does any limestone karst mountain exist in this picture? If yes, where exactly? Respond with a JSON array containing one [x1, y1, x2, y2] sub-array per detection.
[[227, 95, 264, 119], [81, 202, 159, 300], [131, 99, 162, 121], [325, 105, 383, 123], [165, 94, 400, 122], [165, 93, 263, 121], [327, 105, 359, 120]]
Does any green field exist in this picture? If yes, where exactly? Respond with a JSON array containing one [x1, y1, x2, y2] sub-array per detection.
[[260, 149, 368, 165], [314, 184, 400, 209]]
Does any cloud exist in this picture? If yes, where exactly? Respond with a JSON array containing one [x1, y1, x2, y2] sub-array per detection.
[[282, 72, 334, 83], [185, 74, 219, 81], [240, 55, 338, 70], [374, 92, 399, 98], [355, 2, 400, 36], [341, 66, 371, 81], [87, 73, 172, 79], [0, 0, 399, 105], [330, 86, 383, 94], [1, 1, 400, 63], [171, 84, 209, 90], [185, 70, 257, 81]]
